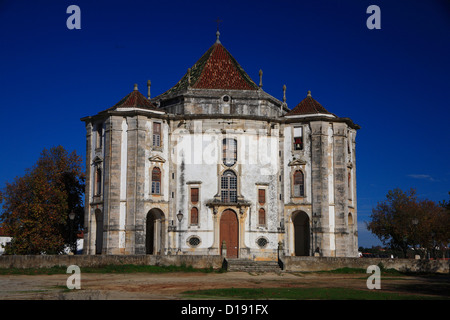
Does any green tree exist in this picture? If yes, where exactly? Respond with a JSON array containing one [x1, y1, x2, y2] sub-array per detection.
[[0, 146, 85, 254], [436, 192, 450, 257]]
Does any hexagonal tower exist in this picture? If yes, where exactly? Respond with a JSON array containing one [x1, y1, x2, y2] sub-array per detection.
[[283, 91, 360, 257]]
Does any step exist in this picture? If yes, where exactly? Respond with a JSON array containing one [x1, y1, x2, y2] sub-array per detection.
[[225, 259, 282, 273]]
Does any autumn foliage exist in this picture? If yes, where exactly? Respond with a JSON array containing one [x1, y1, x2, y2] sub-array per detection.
[[367, 188, 450, 258], [0, 146, 85, 254]]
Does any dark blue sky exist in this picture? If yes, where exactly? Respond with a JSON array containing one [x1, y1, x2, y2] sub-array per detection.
[[0, 0, 449, 248]]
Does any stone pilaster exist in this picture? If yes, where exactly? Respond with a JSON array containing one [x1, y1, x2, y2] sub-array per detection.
[[124, 116, 148, 254], [333, 122, 349, 257], [349, 129, 358, 256], [103, 116, 123, 254], [125, 116, 137, 254], [310, 121, 331, 256], [135, 116, 148, 254], [83, 122, 93, 254]]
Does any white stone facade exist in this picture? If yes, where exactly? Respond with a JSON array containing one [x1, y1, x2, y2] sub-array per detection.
[[81, 38, 360, 259]]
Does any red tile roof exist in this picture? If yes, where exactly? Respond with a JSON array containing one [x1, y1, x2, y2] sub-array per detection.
[[158, 42, 259, 97], [285, 92, 335, 117], [193, 43, 258, 90], [109, 86, 159, 111]]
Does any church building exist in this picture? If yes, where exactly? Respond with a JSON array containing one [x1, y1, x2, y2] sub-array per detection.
[[81, 31, 360, 259]]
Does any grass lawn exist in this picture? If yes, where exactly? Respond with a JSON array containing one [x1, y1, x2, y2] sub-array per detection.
[[182, 287, 436, 300]]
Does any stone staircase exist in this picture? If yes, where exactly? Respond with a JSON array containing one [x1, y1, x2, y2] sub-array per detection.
[[224, 259, 282, 273]]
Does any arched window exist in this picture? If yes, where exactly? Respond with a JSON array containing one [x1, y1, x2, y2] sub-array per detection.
[[151, 167, 161, 194], [293, 170, 304, 197], [258, 208, 266, 225], [190, 207, 199, 225], [222, 138, 237, 167], [221, 170, 237, 203]]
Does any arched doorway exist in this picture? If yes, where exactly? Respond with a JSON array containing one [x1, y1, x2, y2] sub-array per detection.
[[146, 208, 164, 255], [220, 209, 238, 258], [94, 209, 103, 255], [293, 211, 310, 256]]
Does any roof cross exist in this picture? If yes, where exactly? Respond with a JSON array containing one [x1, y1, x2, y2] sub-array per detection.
[[215, 17, 223, 31]]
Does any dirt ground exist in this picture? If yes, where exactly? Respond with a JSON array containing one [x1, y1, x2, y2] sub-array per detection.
[[0, 271, 449, 300]]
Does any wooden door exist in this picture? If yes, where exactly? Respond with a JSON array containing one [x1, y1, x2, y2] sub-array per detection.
[[220, 209, 238, 258]]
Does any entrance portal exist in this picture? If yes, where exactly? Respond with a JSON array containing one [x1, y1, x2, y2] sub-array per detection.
[[146, 208, 164, 255], [95, 209, 103, 255], [293, 211, 310, 256], [220, 209, 238, 258]]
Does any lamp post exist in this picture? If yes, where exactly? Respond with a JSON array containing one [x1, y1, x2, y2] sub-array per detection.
[[177, 210, 183, 254], [69, 211, 76, 255]]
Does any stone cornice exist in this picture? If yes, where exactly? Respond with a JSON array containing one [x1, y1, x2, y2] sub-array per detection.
[[81, 110, 360, 130]]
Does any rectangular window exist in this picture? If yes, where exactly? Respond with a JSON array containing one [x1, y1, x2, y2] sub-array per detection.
[[293, 127, 303, 150], [191, 188, 199, 204], [293, 171, 305, 197], [151, 181, 160, 194], [153, 122, 161, 147], [258, 189, 266, 205], [96, 124, 102, 149], [95, 167, 102, 195]]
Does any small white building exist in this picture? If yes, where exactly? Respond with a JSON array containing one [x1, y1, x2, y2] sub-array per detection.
[[0, 227, 12, 255]]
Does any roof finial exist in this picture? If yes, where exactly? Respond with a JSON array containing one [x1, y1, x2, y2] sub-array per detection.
[[215, 17, 223, 44], [259, 69, 263, 88], [147, 80, 151, 99], [216, 30, 221, 44], [307, 90, 311, 97], [134, 83, 138, 91], [283, 85, 286, 103]]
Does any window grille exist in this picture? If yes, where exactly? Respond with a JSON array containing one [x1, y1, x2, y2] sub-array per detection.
[[256, 237, 268, 248], [188, 236, 201, 247], [221, 170, 237, 202], [151, 167, 161, 194]]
